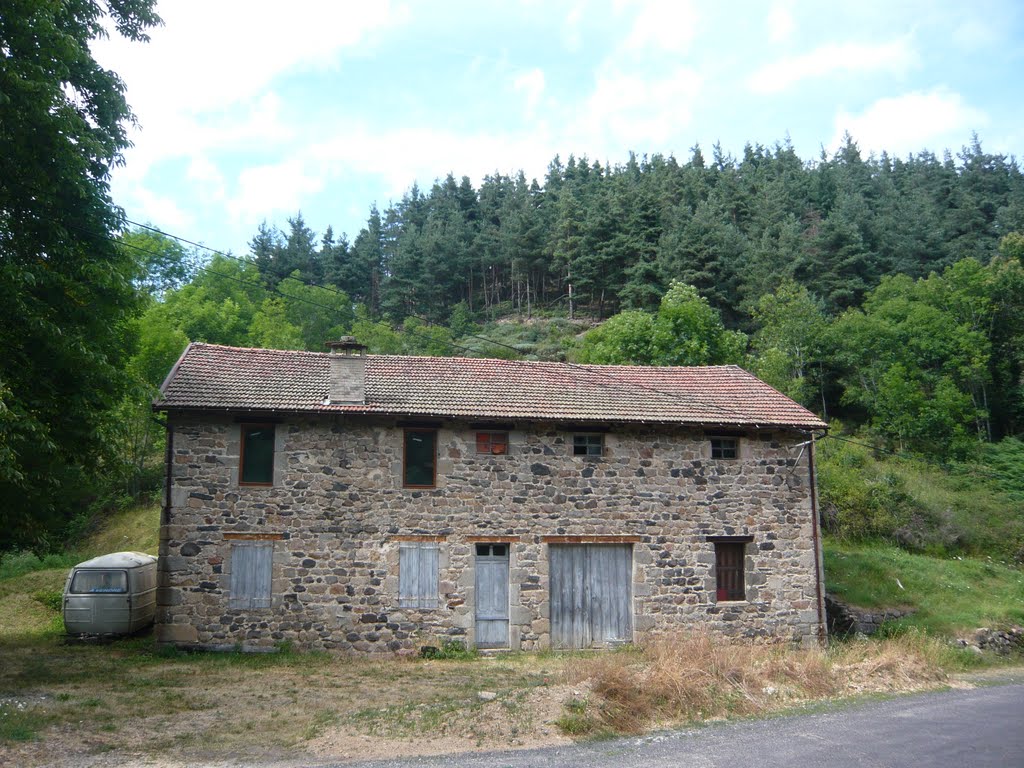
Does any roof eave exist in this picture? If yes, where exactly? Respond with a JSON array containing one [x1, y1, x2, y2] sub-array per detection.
[[151, 403, 826, 430]]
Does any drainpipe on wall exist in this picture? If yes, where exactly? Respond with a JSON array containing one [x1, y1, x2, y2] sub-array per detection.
[[153, 415, 174, 644], [807, 431, 828, 646], [151, 415, 173, 524]]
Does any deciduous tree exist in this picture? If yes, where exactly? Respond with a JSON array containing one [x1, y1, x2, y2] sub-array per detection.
[[0, 0, 160, 550]]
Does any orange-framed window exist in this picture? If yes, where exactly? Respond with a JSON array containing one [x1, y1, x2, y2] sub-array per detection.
[[240, 424, 275, 485]]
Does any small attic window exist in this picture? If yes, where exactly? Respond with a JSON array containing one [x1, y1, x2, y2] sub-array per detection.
[[476, 432, 508, 455], [573, 434, 604, 457], [710, 436, 738, 460]]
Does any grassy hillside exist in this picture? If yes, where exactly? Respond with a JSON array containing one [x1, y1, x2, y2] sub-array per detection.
[[824, 541, 1024, 635]]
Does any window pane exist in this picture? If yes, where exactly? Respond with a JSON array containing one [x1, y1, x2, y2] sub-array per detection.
[[711, 437, 738, 460], [573, 434, 603, 456], [70, 570, 127, 594], [241, 425, 275, 483], [476, 432, 508, 455], [404, 430, 436, 486]]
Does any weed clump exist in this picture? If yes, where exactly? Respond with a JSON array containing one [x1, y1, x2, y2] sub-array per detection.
[[419, 640, 477, 661]]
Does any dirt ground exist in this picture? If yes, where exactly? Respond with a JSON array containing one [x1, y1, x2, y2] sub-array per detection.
[[0, 637, 578, 768], [1, 631, 1019, 768]]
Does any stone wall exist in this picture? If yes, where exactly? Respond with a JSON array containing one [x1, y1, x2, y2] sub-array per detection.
[[157, 415, 825, 652], [825, 594, 914, 636]]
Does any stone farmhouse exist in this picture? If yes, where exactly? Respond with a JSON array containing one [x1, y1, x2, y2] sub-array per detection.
[[153, 339, 829, 653]]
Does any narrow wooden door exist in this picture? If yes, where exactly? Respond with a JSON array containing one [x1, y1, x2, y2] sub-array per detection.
[[475, 543, 510, 648], [550, 544, 632, 649]]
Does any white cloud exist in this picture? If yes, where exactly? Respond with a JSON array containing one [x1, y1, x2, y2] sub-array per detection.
[[311, 126, 557, 197], [578, 67, 702, 148], [563, 1, 587, 52], [202, 122, 558, 239], [118, 184, 194, 232], [748, 37, 918, 94], [228, 160, 328, 223], [186, 156, 227, 206], [832, 88, 988, 157], [94, 1, 408, 220], [952, 18, 996, 49], [95, 2, 407, 115], [619, 0, 698, 54], [513, 68, 546, 119], [766, 1, 795, 44]]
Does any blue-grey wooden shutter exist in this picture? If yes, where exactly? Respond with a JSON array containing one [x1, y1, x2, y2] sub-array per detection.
[[399, 544, 438, 609], [229, 542, 273, 609]]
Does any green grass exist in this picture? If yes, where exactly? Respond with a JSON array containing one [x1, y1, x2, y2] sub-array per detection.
[[73, 500, 160, 557], [0, 552, 80, 582], [0, 498, 159, 599], [0, 701, 52, 742], [824, 539, 1024, 635]]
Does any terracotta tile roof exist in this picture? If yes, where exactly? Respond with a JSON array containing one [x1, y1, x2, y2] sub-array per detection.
[[155, 343, 827, 429]]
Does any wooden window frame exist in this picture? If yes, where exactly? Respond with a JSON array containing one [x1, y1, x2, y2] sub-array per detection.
[[475, 431, 509, 456], [710, 436, 739, 460], [573, 433, 604, 457], [239, 423, 275, 486], [474, 542, 509, 557], [713, 541, 747, 602], [398, 542, 439, 609], [403, 428, 437, 488]]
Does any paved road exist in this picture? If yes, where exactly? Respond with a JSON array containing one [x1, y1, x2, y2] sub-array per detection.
[[334, 683, 1024, 768]]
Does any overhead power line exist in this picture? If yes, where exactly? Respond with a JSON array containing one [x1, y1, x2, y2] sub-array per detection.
[[110, 220, 821, 431]]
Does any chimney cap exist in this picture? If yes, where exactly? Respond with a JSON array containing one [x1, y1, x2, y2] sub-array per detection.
[[325, 336, 367, 353]]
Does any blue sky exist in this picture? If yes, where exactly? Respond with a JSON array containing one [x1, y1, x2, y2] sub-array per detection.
[[94, 0, 1024, 255]]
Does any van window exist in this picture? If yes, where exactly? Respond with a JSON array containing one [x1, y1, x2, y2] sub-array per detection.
[[70, 570, 128, 594]]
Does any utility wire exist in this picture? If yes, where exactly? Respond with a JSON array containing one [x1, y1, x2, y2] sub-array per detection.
[[112, 221, 820, 430], [120, 220, 761, 423], [403, 312, 779, 428]]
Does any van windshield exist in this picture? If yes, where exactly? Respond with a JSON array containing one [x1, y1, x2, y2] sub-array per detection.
[[70, 570, 128, 594]]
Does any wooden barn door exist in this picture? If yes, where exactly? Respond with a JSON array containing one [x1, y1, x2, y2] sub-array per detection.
[[549, 544, 632, 649], [474, 543, 510, 648]]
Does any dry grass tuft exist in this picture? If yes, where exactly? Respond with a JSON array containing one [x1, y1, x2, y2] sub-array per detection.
[[562, 631, 949, 735], [829, 632, 950, 692]]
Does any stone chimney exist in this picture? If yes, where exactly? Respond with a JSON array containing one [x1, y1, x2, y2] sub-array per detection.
[[325, 336, 368, 404]]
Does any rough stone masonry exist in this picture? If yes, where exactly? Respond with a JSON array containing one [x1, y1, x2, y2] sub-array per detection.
[[157, 415, 825, 653]]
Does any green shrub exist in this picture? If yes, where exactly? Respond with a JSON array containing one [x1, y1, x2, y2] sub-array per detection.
[[419, 639, 477, 661], [817, 435, 1024, 560], [978, 437, 1024, 502], [33, 589, 63, 613]]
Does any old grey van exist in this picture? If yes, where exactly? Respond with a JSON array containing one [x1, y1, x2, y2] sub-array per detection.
[[63, 552, 157, 635]]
